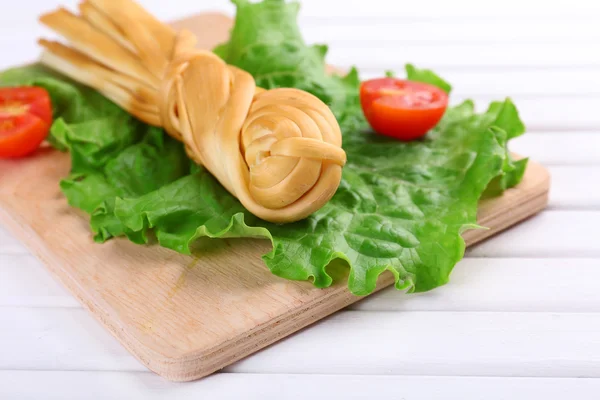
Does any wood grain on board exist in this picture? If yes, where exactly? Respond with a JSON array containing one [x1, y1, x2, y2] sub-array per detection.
[[0, 13, 550, 381]]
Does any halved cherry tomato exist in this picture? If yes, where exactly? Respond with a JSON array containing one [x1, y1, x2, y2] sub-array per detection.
[[0, 87, 52, 158], [360, 78, 448, 141]]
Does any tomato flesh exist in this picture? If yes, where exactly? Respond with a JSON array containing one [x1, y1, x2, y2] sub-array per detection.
[[360, 78, 449, 141], [0, 87, 52, 158]]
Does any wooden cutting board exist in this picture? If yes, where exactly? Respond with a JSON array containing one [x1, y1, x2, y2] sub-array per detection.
[[0, 13, 550, 382]]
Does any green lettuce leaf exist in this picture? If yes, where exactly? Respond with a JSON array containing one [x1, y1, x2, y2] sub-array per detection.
[[113, 99, 511, 294], [0, 64, 191, 240], [214, 0, 364, 134], [0, 0, 528, 295], [405, 63, 453, 94], [480, 99, 528, 197]]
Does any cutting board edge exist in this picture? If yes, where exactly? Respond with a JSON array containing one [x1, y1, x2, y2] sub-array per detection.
[[0, 201, 184, 376], [0, 192, 396, 381], [163, 159, 551, 381], [0, 157, 550, 382], [0, 9, 552, 380]]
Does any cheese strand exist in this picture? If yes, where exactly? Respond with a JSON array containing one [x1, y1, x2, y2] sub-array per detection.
[[38, 0, 346, 223]]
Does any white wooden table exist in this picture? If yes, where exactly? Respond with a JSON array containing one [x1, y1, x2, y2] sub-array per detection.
[[1, 0, 600, 398]]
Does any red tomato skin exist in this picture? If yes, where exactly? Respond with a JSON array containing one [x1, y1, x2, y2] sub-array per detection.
[[0, 86, 52, 125], [0, 87, 52, 158], [0, 114, 49, 158], [360, 78, 449, 141]]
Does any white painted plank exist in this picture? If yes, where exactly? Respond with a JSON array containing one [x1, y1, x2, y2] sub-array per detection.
[[329, 43, 600, 69], [511, 132, 600, 166], [3, 256, 600, 312], [0, 308, 144, 371], [3, 257, 600, 312], [147, 0, 600, 20], [0, 225, 26, 254], [227, 311, 600, 376], [9, 0, 597, 29], [302, 20, 600, 44], [453, 96, 600, 131], [547, 166, 600, 209], [0, 0, 232, 30], [0, 255, 78, 308], [352, 258, 600, 312], [3, 308, 600, 377], [1, 1, 599, 71], [467, 211, 600, 257], [2, 371, 600, 400], [292, 0, 600, 19], [21, 0, 598, 20], [361, 68, 600, 96]]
